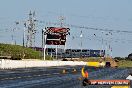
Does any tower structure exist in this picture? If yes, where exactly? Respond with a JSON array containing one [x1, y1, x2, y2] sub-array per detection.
[[25, 11, 37, 47]]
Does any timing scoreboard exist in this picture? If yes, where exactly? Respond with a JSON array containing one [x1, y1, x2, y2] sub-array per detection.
[[44, 27, 70, 45]]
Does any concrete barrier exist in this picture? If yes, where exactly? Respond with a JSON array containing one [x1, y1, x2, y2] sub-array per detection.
[[0, 59, 86, 69]]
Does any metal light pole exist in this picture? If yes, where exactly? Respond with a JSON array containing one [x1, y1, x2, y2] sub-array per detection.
[[71, 36, 74, 60], [109, 32, 112, 58], [80, 30, 83, 58], [42, 29, 44, 59], [23, 22, 26, 47], [105, 37, 108, 58], [105, 33, 109, 58], [101, 32, 105, 60]]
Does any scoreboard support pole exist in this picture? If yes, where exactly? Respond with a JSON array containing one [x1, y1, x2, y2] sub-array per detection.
[[44, 35, 46, 60], [42, 28, 46, 61], [56, 45, 58, 60]]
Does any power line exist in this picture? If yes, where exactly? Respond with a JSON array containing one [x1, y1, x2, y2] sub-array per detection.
[[39, 21, 132, 34]]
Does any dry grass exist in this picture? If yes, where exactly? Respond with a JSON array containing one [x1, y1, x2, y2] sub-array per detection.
[[117, 60, 132, 67]]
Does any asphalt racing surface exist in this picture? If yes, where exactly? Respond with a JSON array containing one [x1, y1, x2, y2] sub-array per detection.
[[0, 66, 132, 88]]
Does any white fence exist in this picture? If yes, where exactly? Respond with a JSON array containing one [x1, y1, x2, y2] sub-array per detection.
[[0, 59, 86, 69]]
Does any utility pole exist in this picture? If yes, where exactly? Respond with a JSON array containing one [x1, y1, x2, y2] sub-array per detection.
[[26, 11, 37, 47]]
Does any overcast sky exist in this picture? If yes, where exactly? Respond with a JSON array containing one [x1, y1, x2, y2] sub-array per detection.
[[0, 0, 132, 57]]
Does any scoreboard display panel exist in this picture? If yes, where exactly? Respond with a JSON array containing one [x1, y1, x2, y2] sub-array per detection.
[[45, 27, 70, 45], [46, 34, 66, 45]]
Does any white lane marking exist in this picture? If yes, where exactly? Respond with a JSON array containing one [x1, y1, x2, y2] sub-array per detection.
[[27, 76, 32, 77], [1, 77, 17, 80], [23, 76, 32, 78], [53, 73, 60, 75], [6, 72, 16, 74], [0, 71, 67, 81], [1, 78, 9, 80], [42, 74, 51, 76], [9, 78, 14, 80], [37, 75, 41, 76], [17, 77, 22, 79]]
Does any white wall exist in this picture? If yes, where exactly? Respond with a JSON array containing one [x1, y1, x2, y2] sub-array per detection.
[[0, 59, 86, 69]]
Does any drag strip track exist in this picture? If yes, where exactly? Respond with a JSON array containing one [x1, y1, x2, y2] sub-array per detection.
[[0, 67, 131, 88], [0, 66, 83, 88]]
